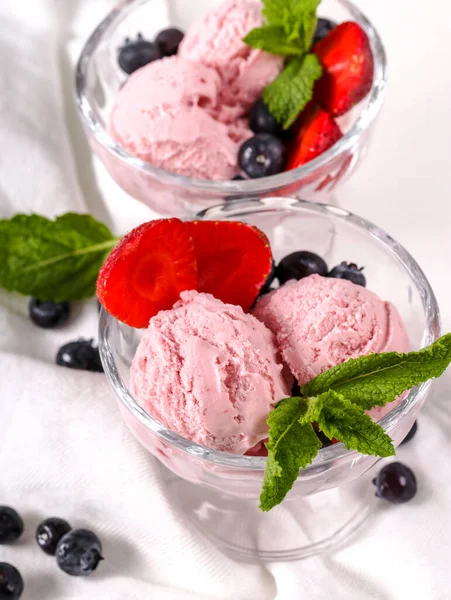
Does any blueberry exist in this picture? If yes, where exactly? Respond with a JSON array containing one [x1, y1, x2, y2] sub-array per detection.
[[0, 563, 24, 600], [118, 34, 161, 75], [276, 251, 328, 285], [316, 430, 333, 448], [56, 339, 103, 373], [291, 381, 301, 396], [328, 262, 366, 287], [249, 98, 282, 135], [155, 28, 184, 57], [373, 462, 417, 504], [313, 18, 337, 46], [36, 518, 72, 556], [0, 507, 23, 545], [239, 134, 286, 179], [29, 299, 70, 329], [56, 529, 103, 577], [400, 421, 418, 446], [260, 260, 277, 295]]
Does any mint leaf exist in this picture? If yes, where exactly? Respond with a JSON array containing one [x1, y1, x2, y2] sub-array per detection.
[[0, 213, 119, 302], [301, 335, 451, 410], [262, 0, 321, 28], [314, 391, 395, 457], [263, 54, 322, 129], [260, 396, 321, 511], [262, 0, 321, 51], [244, 26, 305, 56]]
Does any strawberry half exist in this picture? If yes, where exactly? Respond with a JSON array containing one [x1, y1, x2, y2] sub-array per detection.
[[97, 219, 197, 328], [286, 105, 343, 170], [185, 221, 272, 311], [313, 21, 374, 117]]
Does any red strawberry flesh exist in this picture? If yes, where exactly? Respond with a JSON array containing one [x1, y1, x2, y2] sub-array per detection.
[[313, 21, 374, 117], [97, 218, 197, 328], [185, 220, 272, 312], [287, 105, 343, 170]]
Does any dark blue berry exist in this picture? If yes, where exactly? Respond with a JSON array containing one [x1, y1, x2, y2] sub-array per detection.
[[0, 563, 24, 600], [328, 262, 366, 287], [0, 507, 23, 545], [56, 339, 103, 373], [313, 18, 337, 46], [155, 28, 184, 57], [276, 251, 328, 285], [260, 260, 277, 295], [400, 421, 418, 446], [118, 34, 161, 74], [316, 430, 333, 448], [56, 529, 103, 577], [291, 380, 301, 396], [373, 462, 417, 504], [36, 518, 72, 556], [29, 299, 70, 329], [249, 98, 282, 135], [239, 134, 286, 179]]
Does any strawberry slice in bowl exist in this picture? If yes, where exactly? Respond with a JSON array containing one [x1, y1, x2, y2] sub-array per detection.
[[313, 21, 375, 117], [185, 220, 273, 312], [286, 104, 343, 170], [97, 218, 198, 328]]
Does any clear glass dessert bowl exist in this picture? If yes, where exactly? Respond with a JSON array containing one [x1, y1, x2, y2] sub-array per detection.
[[99, 198, 440, 561], [75, 0, 387, 218]]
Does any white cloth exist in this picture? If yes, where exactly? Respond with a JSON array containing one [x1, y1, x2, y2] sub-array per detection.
[[1, 0, 451, 599]]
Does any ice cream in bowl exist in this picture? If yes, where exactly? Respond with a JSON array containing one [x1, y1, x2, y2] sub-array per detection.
[[98, 198, 446, 561], [75, 0, 387, 217]]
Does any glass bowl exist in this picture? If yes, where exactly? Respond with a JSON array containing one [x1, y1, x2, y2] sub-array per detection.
[[99, 198, 440, 561], [75, 0, 387, 218]]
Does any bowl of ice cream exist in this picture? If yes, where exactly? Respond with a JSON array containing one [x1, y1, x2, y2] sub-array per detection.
[[75, 0, 387, 217], [99, 198, 440, 561]]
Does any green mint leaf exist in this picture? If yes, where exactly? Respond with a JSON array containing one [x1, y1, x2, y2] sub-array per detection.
[[262, 0, 321, 51], [0, 213, 119, 302], [260, 396, 321, 511], [301, 335, 451, 410], [315, 391, 395, 457], [262, 0, 295, 27], [243, 26, 305, 56], [262, 0, 321, 28], [263, 54, 322, 129]]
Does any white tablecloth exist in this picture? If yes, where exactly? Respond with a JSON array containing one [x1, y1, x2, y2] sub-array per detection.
[[1, 1, 451, 598]]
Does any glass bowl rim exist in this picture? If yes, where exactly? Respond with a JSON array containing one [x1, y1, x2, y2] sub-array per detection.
[[98, 197, 441, 472], [74, 0, 388, 194]]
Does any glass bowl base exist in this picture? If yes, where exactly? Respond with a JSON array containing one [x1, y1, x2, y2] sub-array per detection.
[[167, 472, 377, 562]]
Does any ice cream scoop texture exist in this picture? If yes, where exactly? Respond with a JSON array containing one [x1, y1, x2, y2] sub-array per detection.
[[130, 291, 292, 454]]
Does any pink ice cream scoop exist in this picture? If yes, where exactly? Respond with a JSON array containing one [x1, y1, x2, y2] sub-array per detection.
[[252, 275, 410, 421], [110, 56, 248, 180], [179, 0, 284, 123], [130, 291, 292, 454]]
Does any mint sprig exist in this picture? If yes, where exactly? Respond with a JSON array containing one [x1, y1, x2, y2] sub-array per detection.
[[261, 0, 321, 52], [0, 213, 119, 302], [260, 335, 451, 512], [244, 0, 323, 129], [263, 55, 322, 129], [301, 334, 451, 408], [260, 397, 321, 510], [244, 26, 305, 56]]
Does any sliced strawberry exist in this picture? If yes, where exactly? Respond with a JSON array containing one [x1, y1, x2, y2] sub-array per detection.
[[286, 105, 343, 170], [185, 221, 272, 312], [313, 21, 374, 117], [97, 219, 197, 328]]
